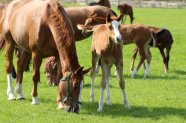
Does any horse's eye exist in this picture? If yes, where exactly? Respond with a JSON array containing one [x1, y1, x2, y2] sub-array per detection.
[[74, 84, 80, 89], [109, 25, 113, 30]]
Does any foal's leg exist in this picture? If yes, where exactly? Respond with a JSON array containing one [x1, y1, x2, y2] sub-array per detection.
[[158, 47, 167, 73], [97, 63, 108, 112], [144, 47, 152, 78], [90, 54, 99, 103], [15, 52, 31, 99], [31, 52, 42, 105], [131, 47, 146, 78], [5, 39, 16, 100], [116, 61, 130, 109], [106, 64, 112, 105], [165, 45, 172, 73], [130, 48, 138, 72]]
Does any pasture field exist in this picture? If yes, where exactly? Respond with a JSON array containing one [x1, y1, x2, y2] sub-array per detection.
[[0, 4, 186, 123]]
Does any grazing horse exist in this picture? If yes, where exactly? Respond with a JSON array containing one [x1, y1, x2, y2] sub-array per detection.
[[44, 56, 60, 86], [77, 13, 130, 112], [2, 5, 116, 82], [131, 27, 173, 73], [84, 16, 157, 78], [88, 0, 111, 8], [1, 0, 90, 113], [118, 4, 134, 24]]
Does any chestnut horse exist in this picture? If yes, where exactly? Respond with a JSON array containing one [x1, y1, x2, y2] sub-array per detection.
[[118, 4, 134, 24], [84, 16, 157, 78], [1, 0, 90, 113], [2, 5, 116, 83], [88, 0, 111, 8], [131, 27, 173, 73], [77, 13, 130, 112]]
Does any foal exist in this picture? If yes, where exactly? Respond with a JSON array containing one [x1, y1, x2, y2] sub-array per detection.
[[78, 13, 130, 112], [131, 27, 173, 73], [118, 4, 134, 24]]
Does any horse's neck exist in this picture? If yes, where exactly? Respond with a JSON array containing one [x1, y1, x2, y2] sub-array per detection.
[[48, 6, 80, 73], [60, 42, 80, 73]]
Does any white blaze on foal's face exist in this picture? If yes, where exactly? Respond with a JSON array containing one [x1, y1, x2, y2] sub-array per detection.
[[111, 20, 122, 44]]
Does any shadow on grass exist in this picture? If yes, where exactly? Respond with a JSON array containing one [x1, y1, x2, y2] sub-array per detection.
[[82, 102, 186, 120]]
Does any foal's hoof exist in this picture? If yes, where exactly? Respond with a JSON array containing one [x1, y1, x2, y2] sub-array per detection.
[[31, 97, 39, 105], [8, 93, 16, 100], [16, 97, 25, 100], [8, 96, 16, 100]]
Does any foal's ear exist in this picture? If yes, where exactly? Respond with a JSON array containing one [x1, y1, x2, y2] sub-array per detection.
[[75, 66, 84, 75], [83, 67, 92, 75], [106, 13, 112, 23]]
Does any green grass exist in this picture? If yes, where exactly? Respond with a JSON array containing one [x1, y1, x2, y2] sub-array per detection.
[[0, 6, 186, 123]]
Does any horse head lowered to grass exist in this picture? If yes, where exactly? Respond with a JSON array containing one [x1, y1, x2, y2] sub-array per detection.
[[0, 0, 91, 113]]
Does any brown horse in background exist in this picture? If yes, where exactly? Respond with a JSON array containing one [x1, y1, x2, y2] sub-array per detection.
[[118, 4, 134, 24], [131, 27, 173, 73], [88, 0, 111, 8], [1, 0, 90, 113], [78, 13, 130, 112], [65, 5, 116, 41]]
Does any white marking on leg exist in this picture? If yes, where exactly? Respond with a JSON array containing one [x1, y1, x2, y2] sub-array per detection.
[[122, 89, 131, 109], [97, 87, 104, 112], [131, 69, 138, 79], [144, 63, 150, 78], [7, 74, 16, 100], [31, 97, 38, 105], [15, 83, 25, 99], [114, 66, 119, 77], [78, 80, 83, 109]]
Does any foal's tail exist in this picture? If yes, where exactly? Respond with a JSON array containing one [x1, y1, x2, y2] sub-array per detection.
[[77, 24, 95, 32], [151, 32, 158, 47], [0, 34, 5, 52]]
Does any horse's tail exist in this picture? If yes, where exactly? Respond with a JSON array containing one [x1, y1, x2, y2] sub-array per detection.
[[0, 34, 5, 52], [77, 24, 94, 33], [151, 32, 158, 47]]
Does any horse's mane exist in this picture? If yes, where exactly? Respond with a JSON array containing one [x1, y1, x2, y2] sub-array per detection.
[[49, 3, 80, 70]]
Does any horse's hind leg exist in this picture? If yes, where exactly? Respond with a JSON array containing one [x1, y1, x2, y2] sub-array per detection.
[[31, 52, 42, 105], [165, 45, 172, 73], [130, 48, 138, 71], [159, 47, 167, 73], [15, 51, 31, 100], [144, 47, 151, 78], [5, 37, 16, 100], [90, 53, 99, 103], [131, 47, 146, 78], [116, 61, 130, 109]]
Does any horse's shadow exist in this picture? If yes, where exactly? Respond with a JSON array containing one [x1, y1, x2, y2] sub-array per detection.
[[81, 102, 186, 120]]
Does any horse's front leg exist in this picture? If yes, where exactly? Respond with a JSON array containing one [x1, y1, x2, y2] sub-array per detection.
[[5, 39, 16, 100], [15, 51, 31, 100], [116, 61, 130, 109], [90, 53, 99, 103], [31, 52, 42, 105], [97, 63, 108, 112]]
